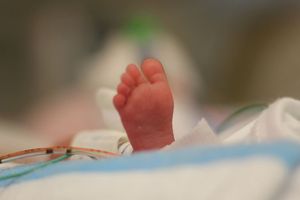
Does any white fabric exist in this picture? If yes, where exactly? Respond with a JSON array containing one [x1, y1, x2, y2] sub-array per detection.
[[169, 97, 300, 148], [253, 97, 300, 141], [165, 119, 220, 150], [96, 88, 125, 132], [0, 158, 286, 200], [279, 165, 300, 200], [222, 97, 300, 144], [71, 129, 131, 154]]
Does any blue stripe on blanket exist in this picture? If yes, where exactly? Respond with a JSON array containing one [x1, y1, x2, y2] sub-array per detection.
[[0, 140, 300, 187]]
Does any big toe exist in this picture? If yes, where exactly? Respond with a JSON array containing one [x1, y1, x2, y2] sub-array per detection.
[[141, 58, 168, 83]]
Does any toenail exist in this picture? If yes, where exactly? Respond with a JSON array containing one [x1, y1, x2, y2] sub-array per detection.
[[143, 58, 157, 64]]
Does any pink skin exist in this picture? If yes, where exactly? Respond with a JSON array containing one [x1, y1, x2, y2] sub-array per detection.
[[113, 58, 175, 151]]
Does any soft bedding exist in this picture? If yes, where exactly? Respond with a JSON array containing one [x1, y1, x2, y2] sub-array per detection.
[[0, 140, 299, 200]]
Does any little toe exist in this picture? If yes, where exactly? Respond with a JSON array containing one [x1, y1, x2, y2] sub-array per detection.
[[141, 58, 168, 83], [117, 83, 130, 96], [113, 94, 126, 110], [126, 64, 146, 84]]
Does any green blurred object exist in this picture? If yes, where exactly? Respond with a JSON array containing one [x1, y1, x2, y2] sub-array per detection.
[[123, 14, 161, 43]]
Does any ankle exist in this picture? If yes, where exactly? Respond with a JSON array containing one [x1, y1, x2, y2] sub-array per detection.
[[129, 129, 174, 151]]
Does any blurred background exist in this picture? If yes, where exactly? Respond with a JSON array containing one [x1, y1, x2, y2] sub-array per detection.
[[1, 0, 300, 152]]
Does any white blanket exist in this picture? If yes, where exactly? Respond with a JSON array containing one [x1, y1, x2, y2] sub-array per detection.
[[0, 141, 300, 200]]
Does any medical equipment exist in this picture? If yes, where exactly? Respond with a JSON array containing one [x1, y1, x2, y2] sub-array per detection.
[[0, 146, 119, 164]]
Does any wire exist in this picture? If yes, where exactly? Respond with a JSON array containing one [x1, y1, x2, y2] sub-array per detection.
[[0, 154, 71, 181], [0, 146, 119, 181], [0, 146, 119, 164]]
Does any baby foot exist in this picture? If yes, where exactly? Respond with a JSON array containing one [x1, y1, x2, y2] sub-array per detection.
[[113, 58, 174, 151]]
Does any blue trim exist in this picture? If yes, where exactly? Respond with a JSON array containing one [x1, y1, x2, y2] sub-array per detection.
[[1, 140, 300, 187]]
